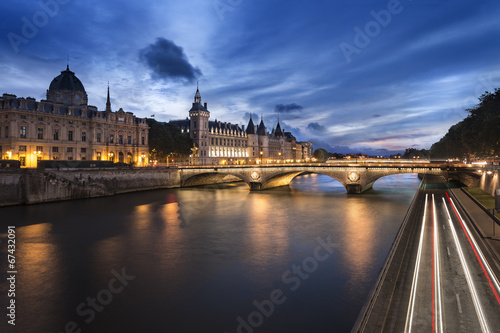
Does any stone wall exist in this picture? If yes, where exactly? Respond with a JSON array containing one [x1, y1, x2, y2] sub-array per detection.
[[0, 168, 181, 206], [479, 166, 500, 196]]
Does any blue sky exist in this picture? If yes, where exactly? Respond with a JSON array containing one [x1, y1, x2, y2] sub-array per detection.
[[1, 0, 500, 154]]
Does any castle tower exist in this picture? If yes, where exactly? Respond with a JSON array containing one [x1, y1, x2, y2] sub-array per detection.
[[189, 86, 210, 164], [246, 115, 259, 162], [257, 116, 269, 161]]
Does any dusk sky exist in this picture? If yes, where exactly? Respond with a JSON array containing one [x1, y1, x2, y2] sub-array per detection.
[[1, 0, 499, 154]]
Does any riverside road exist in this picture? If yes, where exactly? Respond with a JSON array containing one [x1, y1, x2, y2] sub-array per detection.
[[355, 175, 500, 332]]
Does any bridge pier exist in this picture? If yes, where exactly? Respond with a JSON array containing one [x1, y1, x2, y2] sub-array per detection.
[[346, 184, 363, 194], [249, 182, 263, 191]]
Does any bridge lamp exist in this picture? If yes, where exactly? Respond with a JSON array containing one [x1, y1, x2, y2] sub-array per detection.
[[487, 171, 493, 175]]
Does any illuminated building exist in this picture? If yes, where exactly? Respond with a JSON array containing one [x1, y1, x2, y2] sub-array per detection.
[[0, 66, 149, 167], [169, 88, 313, 164]]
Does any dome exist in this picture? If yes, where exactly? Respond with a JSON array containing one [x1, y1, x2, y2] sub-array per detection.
[[46, 65, 88, 105], [49, 65, 86, 92]]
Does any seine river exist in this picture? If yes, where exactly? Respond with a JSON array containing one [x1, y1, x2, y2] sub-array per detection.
[[0, 173, 420, 333]]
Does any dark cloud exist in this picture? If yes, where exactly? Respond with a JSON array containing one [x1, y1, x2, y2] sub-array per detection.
[[372, 114, 381, 118], [243, 112, 259, 122], [274, 103, 304, 113], [307, 122, 326, 133], [139, 37, 202, 82]]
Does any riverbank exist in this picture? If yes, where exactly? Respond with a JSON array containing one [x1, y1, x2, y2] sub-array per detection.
[[0, 168, 181, 206]]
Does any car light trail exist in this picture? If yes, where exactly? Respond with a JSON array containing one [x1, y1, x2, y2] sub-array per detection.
[[404, 194, 428, 333], [442, 197, 490, 333], [445, 193, 500, 305], [432, 194, 444, 333]]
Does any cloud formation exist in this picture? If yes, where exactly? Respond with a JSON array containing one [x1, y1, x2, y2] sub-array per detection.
[[307, 122, 326, 133], [139, 37, 202, 83], [274, 103, 304, 113]]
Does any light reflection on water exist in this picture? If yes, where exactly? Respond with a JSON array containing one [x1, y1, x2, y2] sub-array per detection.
[[0, 173, 420, 333]]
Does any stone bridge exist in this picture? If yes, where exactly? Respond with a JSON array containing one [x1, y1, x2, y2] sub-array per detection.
[[177, 163, 466, 194]]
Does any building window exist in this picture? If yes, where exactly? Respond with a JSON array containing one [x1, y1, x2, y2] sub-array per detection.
[[97, 152, 102, 160], [67, 147, 73, 153], [52, 147, 59, 153], [19, 145, 27, 152], [82, 132, 86, 142], [20, 156, 25, 166], [68, 156, 73, 160], [97, 132, 101, 143], [36, 146, 43, 152], [127, 136, 131, 144], [81, 148, 86, 153], [68, 130, 73, 141], [141, 137, 145, 145], [20, 115, 26, 119], [119, 135, 123, 144], [20, 126, 27, 138], [69, 121, 73, 124], [38, 128, 44, 139], [38, 117, 43, 121], [53, 129, 59, 140], [110, 134, 114, 143], [4, 126, 7, 138]]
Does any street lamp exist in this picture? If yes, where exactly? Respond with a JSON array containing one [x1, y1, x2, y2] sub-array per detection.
[[260, 151, 263, 165]]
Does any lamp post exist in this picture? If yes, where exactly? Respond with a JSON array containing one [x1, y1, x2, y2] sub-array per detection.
[[260, 151, 263, 165]]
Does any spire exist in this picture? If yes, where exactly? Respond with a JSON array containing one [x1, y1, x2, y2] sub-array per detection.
[[194, 83, 201, 104], [257, 116, 266, 135], [275, 117, 283, 137], [106, 82, 111, 112], [246, 115, 255, 134]]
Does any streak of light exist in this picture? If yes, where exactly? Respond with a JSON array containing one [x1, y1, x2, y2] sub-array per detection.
[[404, 194, 428, 333], [446, 193, 500, 305], [432, 194, 444, 333], [442, 197, 490, 333]]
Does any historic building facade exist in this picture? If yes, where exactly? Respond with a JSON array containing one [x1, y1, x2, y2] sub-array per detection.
[[0, 66, 149, 167], [170, 88, 313, 165]]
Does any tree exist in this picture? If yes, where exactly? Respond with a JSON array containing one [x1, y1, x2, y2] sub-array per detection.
[[147, 119, 193, 162], [431, 88, 500, 160], [313, 148, 329, 162]]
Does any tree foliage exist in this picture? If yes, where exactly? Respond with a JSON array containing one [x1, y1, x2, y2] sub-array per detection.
[[147, 119, 193, 161], [430, 89, 500, 159], [313, 148, 329, 162]]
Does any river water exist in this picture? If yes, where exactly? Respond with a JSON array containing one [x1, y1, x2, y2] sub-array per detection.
[[0, 173, 420, 333]]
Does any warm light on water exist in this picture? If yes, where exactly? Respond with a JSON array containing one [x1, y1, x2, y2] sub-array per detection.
[[0, 173, 420, 333]]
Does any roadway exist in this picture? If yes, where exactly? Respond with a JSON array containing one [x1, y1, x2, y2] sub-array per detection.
[[354, 175, 500, 332]]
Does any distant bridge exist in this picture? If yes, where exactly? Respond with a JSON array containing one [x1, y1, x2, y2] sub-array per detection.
[[177, 163, 479, 194]]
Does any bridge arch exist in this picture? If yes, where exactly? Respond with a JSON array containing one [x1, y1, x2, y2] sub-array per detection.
[[261, 171, 346, 191], [181, 172, 247, 188]]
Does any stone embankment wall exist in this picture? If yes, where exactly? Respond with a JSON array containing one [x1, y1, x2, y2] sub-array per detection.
[[480, 165, 500, 196], [0, 168, 181, 206]]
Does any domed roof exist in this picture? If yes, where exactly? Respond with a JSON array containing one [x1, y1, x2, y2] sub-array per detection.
[[49, 65, 86, 92]]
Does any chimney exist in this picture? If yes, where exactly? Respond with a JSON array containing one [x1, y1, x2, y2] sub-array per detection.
[[204, 102, 207, 109], [242, 125, 245, 131]]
